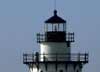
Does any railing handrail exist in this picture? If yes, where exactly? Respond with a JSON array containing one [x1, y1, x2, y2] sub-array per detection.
[[23, 53, 88, 63], [37, 32, 75, 43]]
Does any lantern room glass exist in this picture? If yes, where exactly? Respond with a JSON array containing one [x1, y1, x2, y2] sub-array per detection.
[[45, 23, 66, 32]]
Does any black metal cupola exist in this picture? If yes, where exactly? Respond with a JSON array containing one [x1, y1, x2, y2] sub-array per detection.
[[37, 10, 74, 45], [45, 10, 66, 32], [44, 10, 66, 42], [45, 10, 66, 23]]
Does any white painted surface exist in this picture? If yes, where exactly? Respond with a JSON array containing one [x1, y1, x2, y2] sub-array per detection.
[[29, 66, 37, 72], [40, 42, 70, 61], [29, 64, 81, 72]]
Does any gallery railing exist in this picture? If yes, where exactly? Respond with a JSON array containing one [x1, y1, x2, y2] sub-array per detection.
[[37, 32, 74, 43], [23, 53, 88, 64]]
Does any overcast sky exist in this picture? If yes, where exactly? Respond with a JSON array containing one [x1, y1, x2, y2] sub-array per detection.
[[0, 0, 99, 72]]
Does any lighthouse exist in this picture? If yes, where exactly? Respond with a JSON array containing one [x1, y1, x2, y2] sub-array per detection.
[[23, 10, 88, 72]]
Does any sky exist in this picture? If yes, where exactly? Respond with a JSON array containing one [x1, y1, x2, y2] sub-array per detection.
[[0, 0, 99, 72]]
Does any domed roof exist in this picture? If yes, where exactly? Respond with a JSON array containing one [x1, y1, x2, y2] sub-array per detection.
[[45, 10, 66, 23]]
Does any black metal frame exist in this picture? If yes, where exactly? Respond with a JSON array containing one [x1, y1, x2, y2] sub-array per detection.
[[23, 53, 88, 64], [37, 32, 74, 43]]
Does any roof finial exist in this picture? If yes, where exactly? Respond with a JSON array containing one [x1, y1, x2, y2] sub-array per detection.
[[54, 10, 57, 16]]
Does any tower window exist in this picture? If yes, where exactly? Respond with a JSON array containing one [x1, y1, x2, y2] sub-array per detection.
[[59, 70, 63, 72]]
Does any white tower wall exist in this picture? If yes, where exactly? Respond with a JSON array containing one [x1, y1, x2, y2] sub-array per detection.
[[40, 42, 70, 61], [40, 42, 70, 54], [29, 64, 81, 72]]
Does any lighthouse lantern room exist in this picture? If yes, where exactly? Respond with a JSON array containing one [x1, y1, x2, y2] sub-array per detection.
[[23, 10, 88, 72]]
